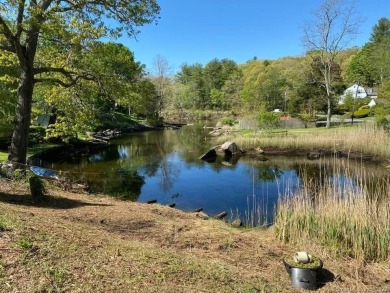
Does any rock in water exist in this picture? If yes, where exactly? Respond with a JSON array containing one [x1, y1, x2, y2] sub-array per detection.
[[199, 149, 217, 161], [221, 141, 242, 156]]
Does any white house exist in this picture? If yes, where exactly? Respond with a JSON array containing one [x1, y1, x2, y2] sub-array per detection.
[[339, 84, 368, 104]]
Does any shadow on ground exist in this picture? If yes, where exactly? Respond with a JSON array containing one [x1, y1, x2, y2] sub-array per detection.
[[317, 268, 336, 288], [0, 192, 111, 209]]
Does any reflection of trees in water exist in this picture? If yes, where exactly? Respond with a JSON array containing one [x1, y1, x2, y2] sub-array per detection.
[[243, 163, 283, 183], [257, 164, 283, 182], [292, 161, 337, 200], [104, 167, 145, 201], [293, 162, 331, 186], [292, 159, 390, 200], [158, 159, 180, 192]]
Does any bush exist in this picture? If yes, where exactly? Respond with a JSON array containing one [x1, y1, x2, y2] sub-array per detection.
[[146, 115, 164, 127], [353, 108, 371, 118], [29, 175, 46, 200], [28, 126, 46, 146], [258, 112, 281, 129], [220, 117, 235, 126]]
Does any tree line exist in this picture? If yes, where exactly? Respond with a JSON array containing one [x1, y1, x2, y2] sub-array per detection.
[[163, 16, 389, 120], [0, 0, 389, 166]]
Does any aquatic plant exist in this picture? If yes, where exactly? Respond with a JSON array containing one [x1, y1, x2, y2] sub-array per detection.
[[274, 166, 390, 262]]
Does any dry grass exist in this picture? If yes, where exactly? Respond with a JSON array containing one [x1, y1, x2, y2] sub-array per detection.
[[0, 179, 389, 292], [218, 124, 390, 158], [274, 166, 390, 263]]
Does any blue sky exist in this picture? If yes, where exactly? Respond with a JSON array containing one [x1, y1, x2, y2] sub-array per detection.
[[117, 0, 389, 73]]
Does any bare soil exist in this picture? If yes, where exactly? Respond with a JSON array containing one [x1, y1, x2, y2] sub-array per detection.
[[0, 178, 389, 292]]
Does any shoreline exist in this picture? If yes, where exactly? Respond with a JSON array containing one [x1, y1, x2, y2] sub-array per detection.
[[0, 178, 389, 292]]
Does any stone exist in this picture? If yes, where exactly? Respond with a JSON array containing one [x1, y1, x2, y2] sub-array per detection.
[[199, 149, 217, 161], [221, 141, 243, 156], [231, 218, 243, 228], [196, 211, 209, 220]]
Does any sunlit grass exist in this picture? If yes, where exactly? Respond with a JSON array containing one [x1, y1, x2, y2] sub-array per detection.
[[218, 124, 390, 157], [0, 151, 7, 162], [274, 168, 390, 262]]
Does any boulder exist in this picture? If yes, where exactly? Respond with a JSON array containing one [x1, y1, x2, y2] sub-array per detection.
[[221, 141, 243, 156], [196, 211, 209, 220], [199, 149, 217, 161], [231, 218, 243, 228]]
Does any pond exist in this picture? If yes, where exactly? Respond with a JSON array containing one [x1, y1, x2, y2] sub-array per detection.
[[39, 123, 389, 226]]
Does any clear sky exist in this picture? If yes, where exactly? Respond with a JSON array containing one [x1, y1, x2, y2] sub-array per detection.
[[117, 0, 389, 73]]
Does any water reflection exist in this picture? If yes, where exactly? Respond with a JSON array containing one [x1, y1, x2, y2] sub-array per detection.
[[40, 124, 390, 225]]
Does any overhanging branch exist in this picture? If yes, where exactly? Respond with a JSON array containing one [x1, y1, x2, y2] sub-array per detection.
[[0, 44, 15, 52], [34, 72, 97, 87]]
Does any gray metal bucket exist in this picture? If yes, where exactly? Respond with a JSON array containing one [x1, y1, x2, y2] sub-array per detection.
[[290, 267, 319, 290], [283, 258, 323, 290]]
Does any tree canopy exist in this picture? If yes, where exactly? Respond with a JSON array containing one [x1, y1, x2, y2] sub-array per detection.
[[0, 0, 160, 165]]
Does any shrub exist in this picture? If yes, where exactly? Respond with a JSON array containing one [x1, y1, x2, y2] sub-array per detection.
[[29, 175, 46, 200], [146, 115, 164, 127], [359, 105, 370, 110], [220, 117, 235, 126], [258, 112, 281, 129], [353, 108, 370, 118]]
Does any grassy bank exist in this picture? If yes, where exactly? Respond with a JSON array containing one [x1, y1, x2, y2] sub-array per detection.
[[0, 179, 389, 292], [217, 124, 390, 158], [217, 123, 390, 263]]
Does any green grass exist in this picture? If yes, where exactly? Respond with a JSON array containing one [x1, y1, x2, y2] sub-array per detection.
[[96, 112, 141, 129], [0, 151, 7, 162]]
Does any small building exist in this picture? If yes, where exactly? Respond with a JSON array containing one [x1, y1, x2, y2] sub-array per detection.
[[339, 83, 368, 104]]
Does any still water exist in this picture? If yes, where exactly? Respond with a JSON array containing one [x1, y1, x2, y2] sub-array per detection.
[[41, 123, 388, 225]]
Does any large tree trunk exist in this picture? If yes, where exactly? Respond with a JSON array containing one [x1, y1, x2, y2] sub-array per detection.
[[8, 62, 35, 166], [326, 95, 331, 128]]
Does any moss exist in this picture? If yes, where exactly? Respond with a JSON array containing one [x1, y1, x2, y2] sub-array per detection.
[[283, 255, 322, 269]]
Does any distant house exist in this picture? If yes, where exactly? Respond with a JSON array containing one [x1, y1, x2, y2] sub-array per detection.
[[339, 83, 377, 106]]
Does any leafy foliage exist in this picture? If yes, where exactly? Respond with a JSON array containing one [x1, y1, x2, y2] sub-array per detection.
[[0, 0, 160, 163], [258, 112, 281, 129], [353, 108, 371, 118]]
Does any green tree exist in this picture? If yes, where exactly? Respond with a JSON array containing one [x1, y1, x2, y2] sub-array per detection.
[[175, 63, 207, 109], [346, 18, 390, 86], [239, 60, 270, 112], [0, 0, 160, 166], [345, 44, 377, 85], [88, 42, 144, 111], [370, 17, 390, 43], [0, 49, 18, 135], [378, 79, 390, 105], [31, 42, 147, 140], [258, 111, 281, 129]]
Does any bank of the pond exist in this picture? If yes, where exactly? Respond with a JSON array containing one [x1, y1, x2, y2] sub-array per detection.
[[216, 124, 390, 165], [0, 178, 389, 292]]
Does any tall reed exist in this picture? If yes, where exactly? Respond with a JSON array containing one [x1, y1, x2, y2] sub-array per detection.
[[274, 165, 390, 262], [219, 123, 390, 158]]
